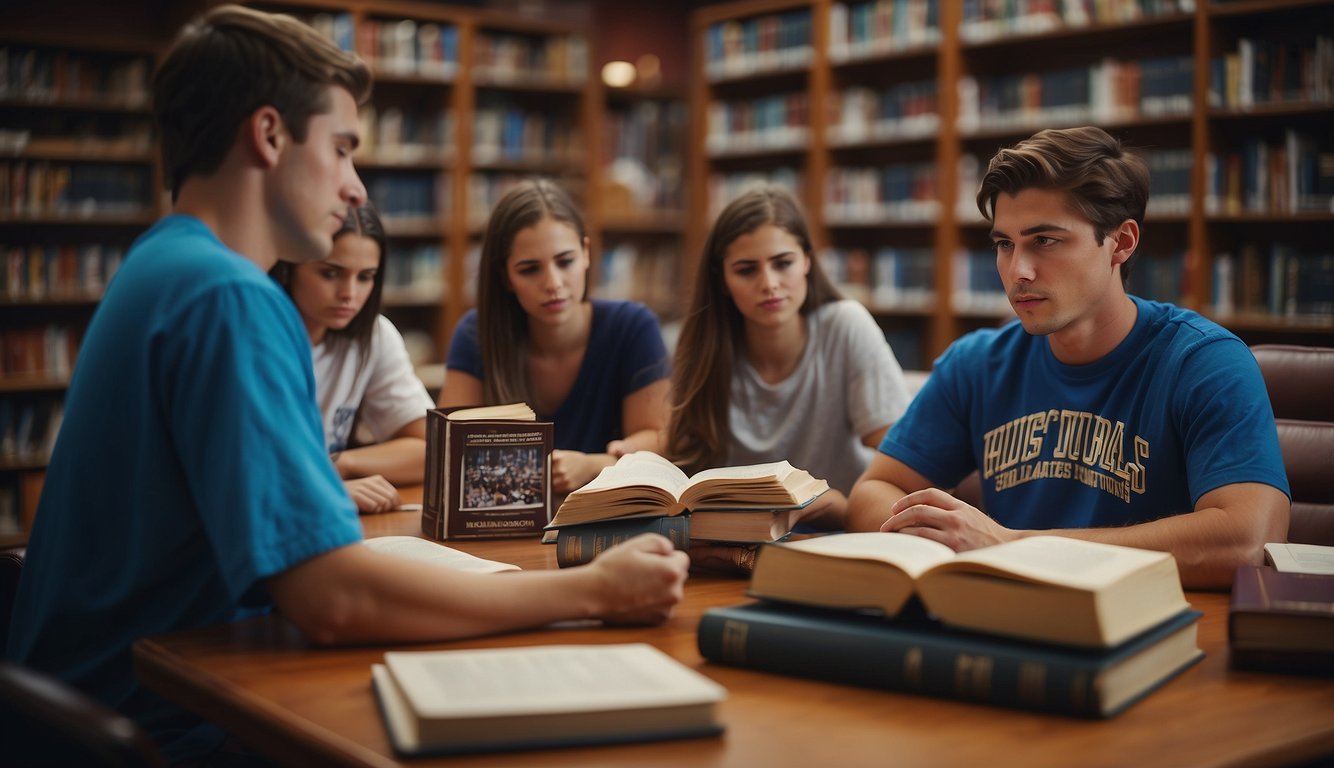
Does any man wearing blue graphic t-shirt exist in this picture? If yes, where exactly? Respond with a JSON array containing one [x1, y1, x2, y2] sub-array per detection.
[[847, 126, 1289, 589]]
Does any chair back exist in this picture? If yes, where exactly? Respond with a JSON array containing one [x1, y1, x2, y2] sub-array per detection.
[[1252, 344, 1334, 545]]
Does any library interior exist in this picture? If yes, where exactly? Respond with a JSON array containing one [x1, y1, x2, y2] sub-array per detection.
[[1, 0, 1332, 766]]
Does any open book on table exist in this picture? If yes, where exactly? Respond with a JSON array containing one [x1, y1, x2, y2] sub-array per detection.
[[547, 451, 829, 529], [749, 533, 1188, 649], [371, 643, 726, 755]]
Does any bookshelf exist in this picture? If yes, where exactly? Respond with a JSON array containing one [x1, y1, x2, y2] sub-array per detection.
[[688, 0, 1334, 371], [0, 33, 163, 542]]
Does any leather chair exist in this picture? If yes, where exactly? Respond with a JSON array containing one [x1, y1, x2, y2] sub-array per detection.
[[0, 547, 167, 768], [1252, 344, 1334, 545]]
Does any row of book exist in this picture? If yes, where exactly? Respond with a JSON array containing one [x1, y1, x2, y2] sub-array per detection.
[[596, 241, 680, 319], [1209, 36, 1334, 110], [1203, 132, 1334, 216], [828, 0, 941, 61], [824, 163, 941, 225], [363, 171, 445, 221], [707, 168, 804, 221], [952, 249, 1011, 316], [1211, 244, 1334, 320], [703, 9, 814, 80], [357, 106, 453, 165], [827, 80, 940, 145], [359, 18, 459, 79], [3, 244, 124, 301], [2, 110, 152, 159], [601, 100, 687, 213], [705, 93, 810, 156], [1, 161, 152, 219], [819, 246, 936, 313], [0, 45, 150, 106], [472, 101, 581, 165], [464, 173, 540, 229], [472, 32, 588, 86], [1, 325, 77, 380], [0, 396, 62, 465], [381, 245, 444, 306], [1126, 250, 1189, 307], [960, 0, 1194, 43], [956, 56, 1193, 133]]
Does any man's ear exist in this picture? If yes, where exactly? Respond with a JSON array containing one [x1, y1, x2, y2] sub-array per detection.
[[1109, 218, 1140, 267], [248, 105, 286, 169]]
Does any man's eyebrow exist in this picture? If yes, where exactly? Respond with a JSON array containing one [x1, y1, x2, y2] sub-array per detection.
[[989, 223, 1071, 239]]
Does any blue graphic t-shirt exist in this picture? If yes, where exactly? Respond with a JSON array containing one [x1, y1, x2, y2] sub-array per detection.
[[879, 297, 1290, 529]]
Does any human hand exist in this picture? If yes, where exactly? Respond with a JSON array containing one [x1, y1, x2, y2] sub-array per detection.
[[878, 487, 1017, 551], [344, 475, 401, 514], [586, 534, 689, 625], [606, 440, 633, 459], [551, 449, 600, 493]]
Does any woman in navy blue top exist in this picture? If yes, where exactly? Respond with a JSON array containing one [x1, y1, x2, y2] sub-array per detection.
[[439, 179, 670, 492]]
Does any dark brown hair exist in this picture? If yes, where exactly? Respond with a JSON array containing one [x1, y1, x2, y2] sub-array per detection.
[[976, 126, 1149, 285]]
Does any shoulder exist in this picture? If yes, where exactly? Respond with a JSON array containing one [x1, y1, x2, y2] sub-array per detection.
[[1134, 297, 1250, 369], [450, 308, 480, 339]]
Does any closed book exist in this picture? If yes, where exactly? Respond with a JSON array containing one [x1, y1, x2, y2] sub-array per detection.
[[371, 643, 726, 756], [698, 601, 1203, 718], [554, 515, 690, 568], [422, 404, 553, 540], [1229, 565, 1334, 675]]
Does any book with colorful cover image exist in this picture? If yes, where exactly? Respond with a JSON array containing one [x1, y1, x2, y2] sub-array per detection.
[[697, 600, 1203, 718], [372, 643, 726, 755], [422, 403, 553, 540], [1229, 564, 1334, 675], [547, 451, 828, 529], [748, 533, 1189, 648]]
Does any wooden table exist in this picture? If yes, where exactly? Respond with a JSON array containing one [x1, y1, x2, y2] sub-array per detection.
[[134, 510, 1334, 768]]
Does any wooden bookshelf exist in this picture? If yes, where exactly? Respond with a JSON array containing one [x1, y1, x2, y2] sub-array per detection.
[[688, 0, 1334, 371]]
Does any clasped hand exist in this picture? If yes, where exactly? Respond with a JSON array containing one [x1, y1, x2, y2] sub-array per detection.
[[879, 487, 1018, 551]]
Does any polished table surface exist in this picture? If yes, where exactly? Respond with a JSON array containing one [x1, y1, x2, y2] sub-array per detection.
[[134, 509, 1334, 768]]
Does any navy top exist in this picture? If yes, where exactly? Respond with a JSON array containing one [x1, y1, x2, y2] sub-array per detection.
[[447, 299, 670, 453]]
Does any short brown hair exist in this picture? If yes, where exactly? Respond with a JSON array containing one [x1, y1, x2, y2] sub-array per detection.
[[153, 4, 372, 197], [976, 126, 1149, 285]]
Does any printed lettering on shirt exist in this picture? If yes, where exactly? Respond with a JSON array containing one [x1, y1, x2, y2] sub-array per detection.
[[981, 410, 1149, 503], [330, 405, 356, 453]]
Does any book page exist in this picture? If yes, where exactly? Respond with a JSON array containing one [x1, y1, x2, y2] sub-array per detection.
[[569, 452, 691, 498], [780, 532, 955, 579], [363, 536, 521, 573], [687, 461, 795, 484], [383, 643, 726, 719], [446, 402, 535, 421], [934, 536, 1168, 590], [1265, 542, 1334, 575]]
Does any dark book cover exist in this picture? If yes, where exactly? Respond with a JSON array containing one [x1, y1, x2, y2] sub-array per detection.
[[422, 407, 553, 540], [553, 515, 690, 567], [698, 601, 1203, 718], [1228, 565, 1334, 675]]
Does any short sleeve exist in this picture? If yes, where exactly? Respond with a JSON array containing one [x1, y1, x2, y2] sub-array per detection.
[[613, 302, 671, 395], [877, 334, 979, 488], [356, 316, 436, 443], [832, 302, 912, 438]]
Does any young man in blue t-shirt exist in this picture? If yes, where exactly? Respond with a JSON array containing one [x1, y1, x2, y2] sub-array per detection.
[[5, 5, 687, 762], [846, 126, 1289, 589]]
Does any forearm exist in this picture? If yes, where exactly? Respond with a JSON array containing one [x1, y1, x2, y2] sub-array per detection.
[[619, 427, 665, 455], [1030, 503, 1286, 590], [334, 437, 426, 485], [845, 478, 908, 532]]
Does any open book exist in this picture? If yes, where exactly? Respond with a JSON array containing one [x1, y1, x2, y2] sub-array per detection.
[[548, 451, 829, 528], [749, 533, 1188, 649], [363, 536, 520, 573], [371, 643, 726, 755]]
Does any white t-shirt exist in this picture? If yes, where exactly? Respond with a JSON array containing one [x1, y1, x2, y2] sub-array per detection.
[[728, 300, 912, 495], [312, 314, 435, 453]]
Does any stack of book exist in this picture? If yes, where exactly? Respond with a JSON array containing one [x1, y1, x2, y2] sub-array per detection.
[[697, 533, 1205, 718], [1228, 542, 1334, 676], [543, 452, 829, 567]]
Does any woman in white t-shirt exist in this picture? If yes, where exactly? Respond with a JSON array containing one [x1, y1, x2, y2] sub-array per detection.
[[666, 186, 912, 537], [271, 203, 434, 513]]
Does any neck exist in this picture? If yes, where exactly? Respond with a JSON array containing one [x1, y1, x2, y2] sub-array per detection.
[[528, 301, 592, 357], [744, 312, 808, 383], [1047, 292, 1138, 365], [173, 169, 280, 272]]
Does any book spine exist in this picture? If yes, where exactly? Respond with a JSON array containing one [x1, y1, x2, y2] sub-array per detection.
[[556, 516, 690, 568], [697, 606, 1107, 717], [421, 409, 447, 540]]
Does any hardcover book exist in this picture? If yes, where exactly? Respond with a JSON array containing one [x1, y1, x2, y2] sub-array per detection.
[[554, 515, 690, 568], [547, 451, 828, 529], [371, 643, 726, 755], [697, 601, 1203, 718], [1229, 565, 1334, 675], [421, 403, 553, 540], [748, 533, 1189, 648]]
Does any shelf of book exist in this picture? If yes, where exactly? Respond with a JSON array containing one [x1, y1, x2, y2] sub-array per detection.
[[689, 0, 1333, 368]]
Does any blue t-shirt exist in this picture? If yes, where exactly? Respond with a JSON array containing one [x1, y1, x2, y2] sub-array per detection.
[[879, 297, 1289, 530], [446, 299, 670, 453], [5, 215, 362, 761]]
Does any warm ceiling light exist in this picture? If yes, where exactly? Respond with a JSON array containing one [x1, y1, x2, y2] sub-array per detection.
[[601, 60, 636, 88]]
